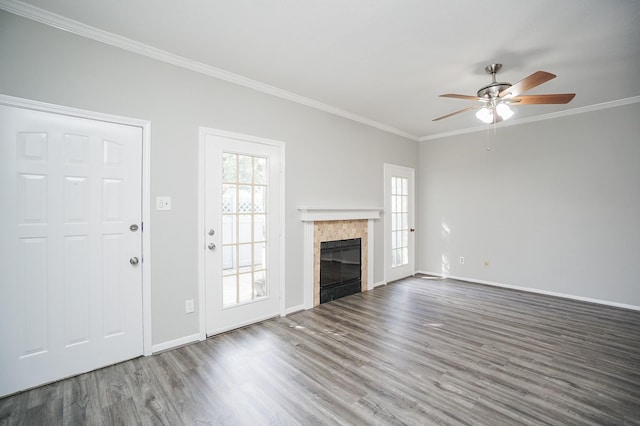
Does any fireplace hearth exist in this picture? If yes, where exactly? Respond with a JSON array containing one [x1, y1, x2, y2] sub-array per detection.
[[320, 238, 361, 303]]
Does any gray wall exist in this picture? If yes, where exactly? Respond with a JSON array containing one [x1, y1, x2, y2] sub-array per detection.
[[419, 102, 640, 307], [0, 11, 419, 346]]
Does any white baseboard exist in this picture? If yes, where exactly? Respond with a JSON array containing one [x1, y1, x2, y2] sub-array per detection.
[[284, 304, 306, 316], [372, 281, 387, 288], [416, 270, 640, 312], [151, 332, 204, 354]]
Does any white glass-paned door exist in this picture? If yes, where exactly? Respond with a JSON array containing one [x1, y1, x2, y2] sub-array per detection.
[[384, 164, 415, 283], [203, 129, 283, 336]]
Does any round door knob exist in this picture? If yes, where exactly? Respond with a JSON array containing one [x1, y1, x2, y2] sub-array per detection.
[[130, 257, 139, 265], [208, 243, 216, 250]]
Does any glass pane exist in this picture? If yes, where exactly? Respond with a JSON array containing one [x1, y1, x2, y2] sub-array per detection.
[[401, 178, 408, 196], [402, 230, 409, 247], [402, 213, 408, 230], [254, 270, 266, 298], [222, 215, 236, 244], [402, 247, 409, 265], [238, 215, 252, 243], [238, 243, 252, 272], [220, 152, 271, 308], [238, 273, 252, 303], [253, 214, 266, 242], [254, 242, 266, 270], [223, 275, 237, 307], [238, 155, 252, 184], [222, 245, 236, 275], [391, 231, 397, 250], [222, 153, 237, 183], [254, 157, 267, 184], [402, 196, 408, 213], [222, 185, 236, 214], [253, 186, 266, 213], [238, 186, 252, 213]]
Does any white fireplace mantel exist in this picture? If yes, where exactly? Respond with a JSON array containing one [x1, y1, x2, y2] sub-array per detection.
[[297, 207, 383, 222]]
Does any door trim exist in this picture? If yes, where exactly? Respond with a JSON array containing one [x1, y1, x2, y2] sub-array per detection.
[[198, 127, 286, 340], [0, 94, 153, 356]]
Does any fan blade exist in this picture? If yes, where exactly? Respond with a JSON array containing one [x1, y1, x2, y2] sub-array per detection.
[[439, 94, 484, 101], [499, 71, 556, 98], [433, 105, 481, 121], [509, 93, 575, 104]]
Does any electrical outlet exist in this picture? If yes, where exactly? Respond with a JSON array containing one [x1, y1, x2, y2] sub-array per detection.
[[459, 256, 465, 264], [185, 299, 195, 314]]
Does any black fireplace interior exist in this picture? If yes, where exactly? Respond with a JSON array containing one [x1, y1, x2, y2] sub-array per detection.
[[320, 238, 361, 304]]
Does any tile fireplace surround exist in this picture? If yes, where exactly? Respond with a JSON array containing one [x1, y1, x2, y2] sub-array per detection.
[[298, 208, 382, 309]]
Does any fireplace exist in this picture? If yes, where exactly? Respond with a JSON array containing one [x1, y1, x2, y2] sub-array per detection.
[[298, 207, 382, 309], [320, 238, 362, 303]]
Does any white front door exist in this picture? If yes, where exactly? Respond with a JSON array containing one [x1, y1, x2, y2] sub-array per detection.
[[203, 129, 284, 336], [0, 104, 144, 397], [384, 163, 415, 283]]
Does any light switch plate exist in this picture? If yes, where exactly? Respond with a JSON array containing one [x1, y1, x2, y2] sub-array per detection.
[[156, 196, 172, 211]]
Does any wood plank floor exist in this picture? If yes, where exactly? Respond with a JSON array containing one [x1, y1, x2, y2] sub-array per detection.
[[2, 276, 640, 425]]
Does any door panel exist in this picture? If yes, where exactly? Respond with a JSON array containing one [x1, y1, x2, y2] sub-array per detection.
[[0, 104, 143, 397], [384, 164, 415, 283], [203, 131, 283, 336]]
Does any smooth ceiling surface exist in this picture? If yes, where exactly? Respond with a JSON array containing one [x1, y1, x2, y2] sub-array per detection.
[[4, 0, 640, 139]]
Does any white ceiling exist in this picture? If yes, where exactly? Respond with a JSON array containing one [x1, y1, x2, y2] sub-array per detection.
[[4, 0, 640, 140]]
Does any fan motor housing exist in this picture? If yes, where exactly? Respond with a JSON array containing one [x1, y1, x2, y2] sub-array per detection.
[[477, 82, 512, 99]]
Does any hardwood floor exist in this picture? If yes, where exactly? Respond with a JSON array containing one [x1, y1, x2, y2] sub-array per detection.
[[2, 275, 639, 425]]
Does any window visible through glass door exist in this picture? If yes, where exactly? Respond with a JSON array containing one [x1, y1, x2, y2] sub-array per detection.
[[221, 153, 268, 307], [391, 176, 409, 268]]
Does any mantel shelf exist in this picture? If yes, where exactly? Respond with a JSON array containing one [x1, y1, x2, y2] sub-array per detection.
[[297, 207, 383, 222]]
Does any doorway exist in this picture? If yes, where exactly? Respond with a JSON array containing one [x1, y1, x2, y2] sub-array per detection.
[[384, 163, 415, 283], [0, 96, 150, 396], [200, 128, 285, 336]]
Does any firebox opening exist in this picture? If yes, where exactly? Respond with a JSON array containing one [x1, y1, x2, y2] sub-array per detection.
[[320, 238, 362, 304]]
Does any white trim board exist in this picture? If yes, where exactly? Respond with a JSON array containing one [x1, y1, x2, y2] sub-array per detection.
[[417, 270, 640, 312], [0, 93, 154, 356], [151, 333, 201, 354], [0, 0, 417, 141]]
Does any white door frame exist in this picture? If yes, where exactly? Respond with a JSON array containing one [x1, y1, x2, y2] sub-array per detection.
[[0, 94, 153, 356], [197, 127, 286, 340], [383, 163, 416, 283]]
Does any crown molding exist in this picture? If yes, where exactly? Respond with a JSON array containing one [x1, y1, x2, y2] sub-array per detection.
[[419, 96, 640, 142], [0, 0, 419, 141]]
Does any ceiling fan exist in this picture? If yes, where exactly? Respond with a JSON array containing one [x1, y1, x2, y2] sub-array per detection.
[[433, 64, 575, 124]]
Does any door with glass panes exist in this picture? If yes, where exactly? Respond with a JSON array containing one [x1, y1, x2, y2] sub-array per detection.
[[204, 130, 283, 335], [384, 163, 415, 282]]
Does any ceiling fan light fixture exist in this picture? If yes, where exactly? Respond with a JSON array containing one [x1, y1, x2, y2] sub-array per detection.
[[475, 107, 494, 124], [496, 103, 514, 120]]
